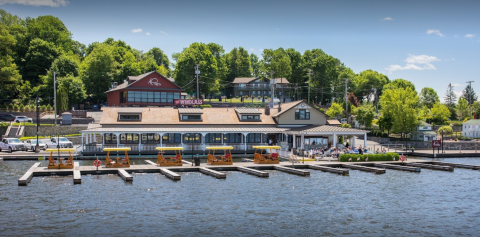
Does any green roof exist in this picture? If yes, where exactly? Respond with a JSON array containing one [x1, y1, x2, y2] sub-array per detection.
[[463, 119, 480, 125]]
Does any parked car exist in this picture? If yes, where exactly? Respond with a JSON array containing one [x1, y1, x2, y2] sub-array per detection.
[[0, 138, 27, 153], [0, 114, 16, 121], [14, 116, 33, 123], [92, 104, 99, 110], [45, 137, 74, 148], [23, 139, 47, 151]]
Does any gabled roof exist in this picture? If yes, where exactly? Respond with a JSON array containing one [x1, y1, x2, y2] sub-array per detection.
[[106, 71, 180, 93], [235, 108, 262, 114], [232, 77, 259, 84], [463, 119, 480, 125], [271, 100, 303, 117], [288, 125, 367, 133], [271, 78, 289, 84], [327, 119, 341, 125]]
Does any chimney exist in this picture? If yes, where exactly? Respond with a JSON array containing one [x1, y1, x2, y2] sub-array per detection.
[[278, 103, 281, 113], [265, 104, 270, 115]]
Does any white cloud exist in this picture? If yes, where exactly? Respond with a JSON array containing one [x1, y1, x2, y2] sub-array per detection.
[[146, 32, 150, 36], [160, 31, 168, 35], [452, 83, 462, 87], [385, 54, 440, 73], [426, 29, 445, 37], [131, 28, 142, 33], [465, 34, 475, 38], [0, 0, 68, 7], [454, 34, 459, 38], [382, 17, 393, 21]]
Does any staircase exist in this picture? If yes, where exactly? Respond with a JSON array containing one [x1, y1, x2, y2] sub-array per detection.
[[8, 127, 18, 137]]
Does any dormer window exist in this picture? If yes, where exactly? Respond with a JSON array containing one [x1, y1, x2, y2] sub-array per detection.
[[179, 108, 203, 121], [118, 113, 141, 121], [235, 108, 262, 122], [295, 109, 310, 120]]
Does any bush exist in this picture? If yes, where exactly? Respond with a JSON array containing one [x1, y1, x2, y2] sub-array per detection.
[[320, 108, 325, 112], [200, 104, 212, 108], [451, 121, 463, 126], [339, 152, 399, 162]]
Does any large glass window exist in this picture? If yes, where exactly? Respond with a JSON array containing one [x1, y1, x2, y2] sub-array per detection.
[[246, 133, 262, 143], [120, 133, 139, 144], [104, 133, 117, 144], [205, 133, 222, 143], [125, 91, 180, 103], [295, 109, 310, 120], [183, 133, 201, 143], [163, 133, 181, 143], [224, 133, 242, 143], [141, 133, 160, 144]]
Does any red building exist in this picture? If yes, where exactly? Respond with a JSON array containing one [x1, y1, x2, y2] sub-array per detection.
[[106, 71, 184, 107]]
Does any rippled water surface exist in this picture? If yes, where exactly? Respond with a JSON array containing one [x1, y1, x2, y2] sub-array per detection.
[[2, 158, 480, 236]]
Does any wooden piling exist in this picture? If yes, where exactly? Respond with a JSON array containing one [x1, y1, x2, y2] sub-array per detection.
[[18, 162, 41, 186], [406, 162, 454, 171], [309, 165, 349, 175], [159, 168, 181, 180], [237, 166, 269, 177], [342, 164, 386, 174], [374, 163, 421, 172], [199, 167, 226, 179], [73, 162, 81, 184], [274, 166, 310, 176], [118, 169, 133, 182]]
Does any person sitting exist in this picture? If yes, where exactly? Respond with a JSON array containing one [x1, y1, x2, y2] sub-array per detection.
[[376, 148, 380, 154], [382, 148, 387, 154]]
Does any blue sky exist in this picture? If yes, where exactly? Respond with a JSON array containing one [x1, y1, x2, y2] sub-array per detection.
[[1, 0, 479, 101]]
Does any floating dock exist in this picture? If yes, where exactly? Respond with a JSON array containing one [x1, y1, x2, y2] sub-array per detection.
[[431, 161, 480, 170], [309, 164, 349, 175], [373, 163, 421, 172], [406, 162, 454, 171], [274, 166, 310, 176], [237, 166, 269, 177], [342, 164, 386, 174]]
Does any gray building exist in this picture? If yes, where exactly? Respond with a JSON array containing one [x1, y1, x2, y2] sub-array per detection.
[[232, 77, 290, 99]]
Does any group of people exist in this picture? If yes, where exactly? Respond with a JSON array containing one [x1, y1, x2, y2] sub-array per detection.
[[301, 145, 388, 159], [343, 145, 387, 155]]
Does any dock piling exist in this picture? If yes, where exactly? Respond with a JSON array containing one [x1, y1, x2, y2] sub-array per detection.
[[342, 164, 386, 174], [118, 169, 133, 182], [309, 165, 349, 175], [73, 162, 81, 184], [274, 166, 310, 176], [199, 167, 226, 179], [237, 166, 269, 177]]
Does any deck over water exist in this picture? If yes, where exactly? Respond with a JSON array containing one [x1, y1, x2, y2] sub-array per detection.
[[18, 158, 454, 185]]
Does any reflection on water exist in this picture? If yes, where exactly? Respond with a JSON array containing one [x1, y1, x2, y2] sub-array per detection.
[[1, 158, 480, 236]]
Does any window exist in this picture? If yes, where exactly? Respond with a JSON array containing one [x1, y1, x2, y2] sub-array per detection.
[[295, 109, 310, 120], [246, 133, 262, 143], [181, 115, 202, 121], [241, 115, 260, 120], [183, 133, 201, 143], [104, 133, 117, 144], [163, 133, 181, 143], [121, 92, 126, 103], [118, 114, 141, 121], [141, 133, 160, 144], [223, 133, 242, 143], [125, 90, 180, 104], [120, 133, 139, 144], [205, 133, 222, 143]]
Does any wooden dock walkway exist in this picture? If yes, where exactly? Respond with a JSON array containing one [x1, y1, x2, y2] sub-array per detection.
[[342, 164, 386, 174], [406, 162, 454, 171], [373, 163, 421, 172], [309, 164, 349, 175], [431, 161, 480, 170]]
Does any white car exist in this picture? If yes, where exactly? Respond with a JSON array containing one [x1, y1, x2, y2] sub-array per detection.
[[23, 139, 47, 151], [46, 137, 74, 149], [0, 138, 27, 153], [14, 116, 33, 123]]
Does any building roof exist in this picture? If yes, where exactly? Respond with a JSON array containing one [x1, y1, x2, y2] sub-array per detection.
[[271, 78, 289, 84], [235, 108, 263, 114], [288, 125, 368, 134], [106, 71, 180, 93], [100, 107, 277, 125], [232, 77, 290, 84], [327, 119, 341, 125], [422, 131, 437, 135], [271, 100, 304, 117], [84, 127, 289, 133], [463, 119, 480, 125]]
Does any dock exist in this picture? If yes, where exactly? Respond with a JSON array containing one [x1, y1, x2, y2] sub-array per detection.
[[274, 166, 310, 176], [431, 161, 480, 170], [309, 165, 349, 175], [406, 162, 454, 171], [237, 166, 269, 177], [373, 163, 421, 172], [118, 169, 133, 182], [18, 162, 41, 186], [342, 164, 386, 174], [199, 167, 227, 179], [73, 162, 81, 184]]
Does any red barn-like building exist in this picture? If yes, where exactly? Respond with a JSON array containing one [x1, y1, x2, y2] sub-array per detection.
[[106, 71, 184, 107]]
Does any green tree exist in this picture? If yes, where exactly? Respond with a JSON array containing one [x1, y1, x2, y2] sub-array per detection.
[[431, 102, 451, 124], [419, 87, 439, 109], [462, 84, 477, 105], [56, 82, 69, 112], [378, 113, 393, 134], [58, 75, 86, 108], [354, 70, 389, 104], [444, 83, 457, 108], [117, 51, 141, 81], [26, 15, 72, 51], [207, 43, 227, 84], [457, 97, 469, 119], [380, 87, 418, 138], [472, 101, 480, 118], [356, 104, 376, 128], [302, 49, 339, 104], [326, 102, 344, 118], [0, 55, 21, 100], [80, 44, 116, 103], [437, 125, 453, 142], [384, 78, 416, 92], [262, 48, 291, 99], [249, 53, 260, 77], [173, 42, 219, 96], [146, 47, 170, 71], [23, 38, 59, 85], [226, 47, 251, 82]]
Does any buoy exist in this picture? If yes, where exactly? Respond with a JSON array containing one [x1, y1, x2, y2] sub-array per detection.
[[94, 159, 101, 170]]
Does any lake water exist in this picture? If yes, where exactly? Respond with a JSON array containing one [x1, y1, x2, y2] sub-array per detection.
[[1, 158, 480, 236]]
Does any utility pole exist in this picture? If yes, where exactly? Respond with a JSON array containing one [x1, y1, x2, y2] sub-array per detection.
[[307, 69, 313, 104], [54, 72, 57, 125], [35, 90, 40, 153], [195, 64, 200, 99], [466, 81, 474, 116], [269, 70, 275, 108]]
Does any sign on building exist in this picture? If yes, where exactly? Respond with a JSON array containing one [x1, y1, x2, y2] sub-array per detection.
[[174, 99, 204, 106], [432, 140, 441, 147]]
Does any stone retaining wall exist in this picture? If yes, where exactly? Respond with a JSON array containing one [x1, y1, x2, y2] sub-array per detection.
[[24, 126, 87, 137]]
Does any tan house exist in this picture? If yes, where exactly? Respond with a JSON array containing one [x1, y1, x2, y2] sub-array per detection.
[[81, 100, 367, 155]]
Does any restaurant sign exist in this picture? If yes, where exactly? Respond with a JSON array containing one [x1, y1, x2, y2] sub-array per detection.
[[174, 99, 204, 105]]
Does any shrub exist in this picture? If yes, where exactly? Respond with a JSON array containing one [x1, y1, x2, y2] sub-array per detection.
[[13, 104, 20, 111], [451, 121, 463, 126], [339, 152, 399, 162], [320, 108, 325, 112], [47, 104, 53, 111], [200, 104, 212, 108]]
